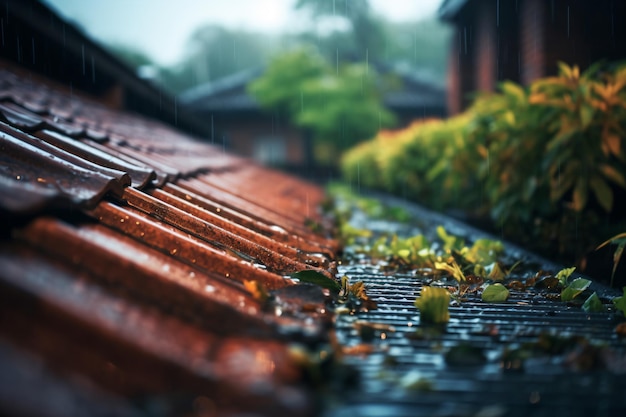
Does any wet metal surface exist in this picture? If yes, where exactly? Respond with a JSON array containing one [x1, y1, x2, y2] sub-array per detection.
[[324, 194, 626, 417], [328, 268, 626, 417]]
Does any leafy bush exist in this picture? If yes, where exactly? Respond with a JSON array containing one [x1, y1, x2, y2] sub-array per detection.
[[340, 61, 626, 270]]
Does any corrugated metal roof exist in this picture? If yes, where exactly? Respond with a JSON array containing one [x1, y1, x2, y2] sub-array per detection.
[[0, 64, 339, 416]]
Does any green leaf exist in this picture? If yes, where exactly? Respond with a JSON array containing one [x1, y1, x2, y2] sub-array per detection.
[[597, 233, 626, 288], [579, 104, 595, 129], [589, 175, 614, 212], [582, 292, 604, 313], [463, 238, 504, 265], [556, 267, 576, 286], [291, 270, 341, 292], [561, 278, 591, 301], [436, 226, 464, 252], [558, 61, 573, 78], [415, 286, 450, 324], [500, 81, 526, 103], [599, 164, 626, 188], [550, 171, 576, 202], [611, 244, 625, 288], [613, 287, 626, 316], [482, 283, 510, 302]]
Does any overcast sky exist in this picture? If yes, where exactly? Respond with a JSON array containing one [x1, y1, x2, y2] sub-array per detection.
[[43, 0, 444, 66]]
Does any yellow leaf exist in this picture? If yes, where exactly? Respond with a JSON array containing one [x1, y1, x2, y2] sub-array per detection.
[[558, 62, 573, 78], [528, 92, 548, 104], [243, 280, 270, 302]]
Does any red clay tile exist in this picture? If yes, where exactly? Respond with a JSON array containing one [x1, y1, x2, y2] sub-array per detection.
[[87, 200, 294, 290], [0, 122, 129, 212], [163, 182, 335, 257], [150, 188, 334, 269], [0, 60, 336, 416], [0, 244, 313, 416], [13, 217, 278, 331], [35, 129, 156, 188], [122, 187, 334, 278], [178, 177, 338, 251]]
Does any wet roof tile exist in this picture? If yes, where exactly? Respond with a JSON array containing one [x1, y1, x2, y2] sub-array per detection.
[[0, 64, 336, 416], [0, 122, 130, 212]]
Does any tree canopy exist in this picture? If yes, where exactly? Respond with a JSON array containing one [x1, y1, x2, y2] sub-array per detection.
[[248, 47, 396, 165]]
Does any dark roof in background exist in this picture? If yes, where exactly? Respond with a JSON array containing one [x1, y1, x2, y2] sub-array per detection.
[[438, 0, 470, 20], [2, 0, 210, 138], [179, 63, 446, 115], [179, 67, 265, 111]]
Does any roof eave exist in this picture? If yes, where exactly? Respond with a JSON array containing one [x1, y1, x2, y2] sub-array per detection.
[[438, 0, 470, 21]]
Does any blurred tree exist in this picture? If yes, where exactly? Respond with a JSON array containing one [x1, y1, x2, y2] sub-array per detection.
[[248, 47, 396, 166], [295, 0, 388, 63], [106, 43, 154, 69], [382, 19, 452, 81], [160, 25, 281, 93], [294, 1, 451, 84]]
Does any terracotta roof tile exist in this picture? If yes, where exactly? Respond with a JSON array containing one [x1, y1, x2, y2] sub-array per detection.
[[0, 64, 336, 416], [0, 122, 130, 212]]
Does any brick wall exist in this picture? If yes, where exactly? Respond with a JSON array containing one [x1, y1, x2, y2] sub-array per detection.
[[446, 0, 521, 114], [446, 28, 462, 115], [446, 0, 626, 113], [446, 15, 478, 115], [475, 0, 496, 92], [520, 0, 546, 85]]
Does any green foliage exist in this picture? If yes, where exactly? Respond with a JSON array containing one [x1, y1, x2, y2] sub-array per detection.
[[340, 61, 626, 270], [613, 287, 626, 316], [339, 222, 372, 246], [582, 292, 604, 313], [249, 47, 395, 165], [596, 232, 626, 287], [556, 267, 577, 287], [291, 270, 341, 292], [414, 286, 450, 324], [481, 283, 510, 302], [561, 278, 591, 301]]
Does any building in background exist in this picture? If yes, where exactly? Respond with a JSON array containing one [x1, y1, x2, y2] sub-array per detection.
[[180, 66, 446, 171], [439, 0, 626, 114]]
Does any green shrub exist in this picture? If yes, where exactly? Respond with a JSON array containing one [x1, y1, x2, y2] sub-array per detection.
[[482, 63, 626, 260], [340, 61, 626, 268]]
